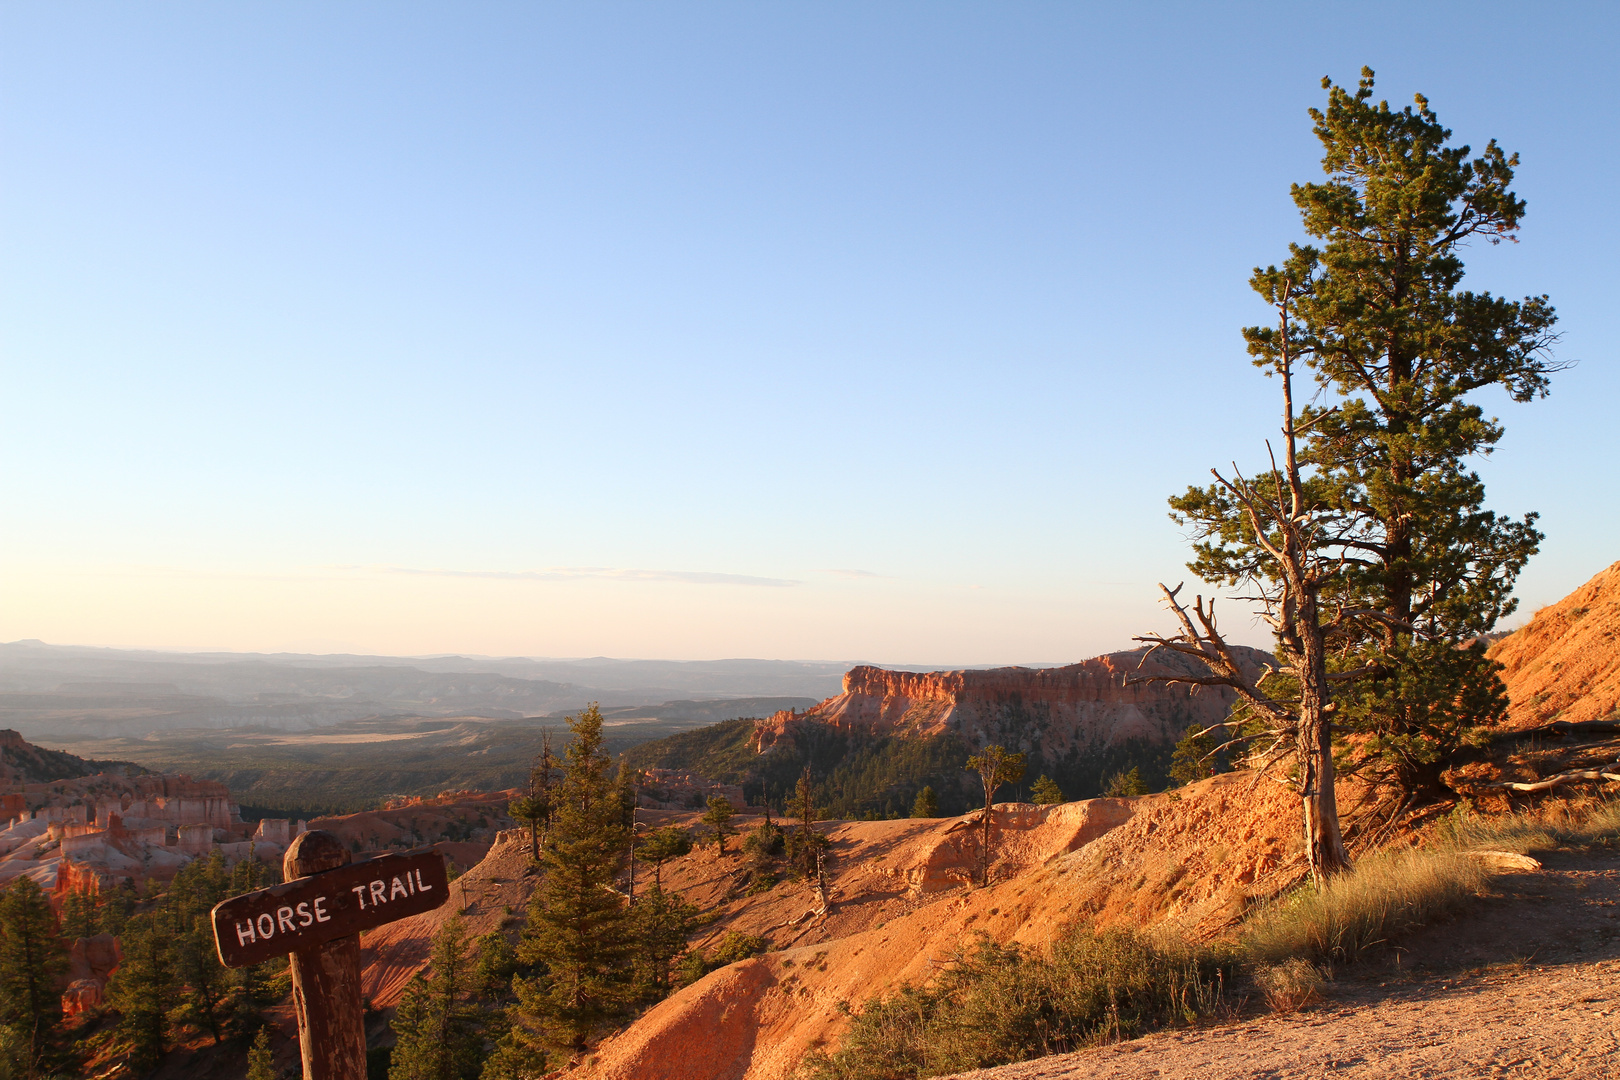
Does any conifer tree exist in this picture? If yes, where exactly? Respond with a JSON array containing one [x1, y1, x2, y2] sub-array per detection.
[[1168, 725, 1222, 786], [512, 704, 634, 1057], [59, 888, 98, 941], [0, 876, 68, 1072], [508, 732, 558, 863], [172, 922, 232, 1045], [700, 796, 736, 855], [633, 826, 693, 893], [474, 931, 518, 1002], [910, 786, 940, 818], [390, 917, 483, 1080], [964, 746, 1025, 886], [1103, 767, 1147, 797], [107, 914, 175, 1075], [1029, 775, 1064, 805], [1279, 69, 1561, 797], [628, 886, 700, 1003], [245, 1027, 275, 1080]]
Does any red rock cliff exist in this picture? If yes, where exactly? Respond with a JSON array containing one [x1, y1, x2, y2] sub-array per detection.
[[753, 646, 1270, 756]]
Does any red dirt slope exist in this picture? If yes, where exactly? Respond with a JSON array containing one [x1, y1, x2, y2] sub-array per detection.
[[585, 772, 1318, 1080], [1489, 560, 1620, 729]]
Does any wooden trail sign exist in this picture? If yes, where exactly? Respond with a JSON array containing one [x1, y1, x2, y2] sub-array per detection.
[[212, 847, 449, 967], [210, 831, 450, 1080]]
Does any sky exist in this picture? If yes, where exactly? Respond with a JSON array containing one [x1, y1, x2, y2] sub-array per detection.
[[1, 2, 1615, 666]]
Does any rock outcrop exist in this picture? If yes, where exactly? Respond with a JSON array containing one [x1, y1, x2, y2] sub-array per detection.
[[1489, 560, 1620, 729], [753, 646, 1271, 758], [61, 933, 122, 1018], [0, 731, 290, 895]]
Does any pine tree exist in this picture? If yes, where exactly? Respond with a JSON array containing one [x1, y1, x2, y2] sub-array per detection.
[[1103, 767, 1147, 797], [474, 931, 518, 1002], [1029, 775, 1064, 805], [107, 913, 175, 1075], [389, 917, 483, 1080], [634, 826, 693, 893], [1168, 725, 1223, 786], [700, 796, 736, 855], [964, 746, 1025, 887], [508, 733, 559, 863], [245, 1026, 275, 1080], [910, 786, 940, 818], [172, 922, 232, 1045], [628, 886, 700, 1003], [512, 704, 634, 1057], [0, 875, 68, 1071], [59, 888, 98, 940], [1284, 69, 1560, 797]]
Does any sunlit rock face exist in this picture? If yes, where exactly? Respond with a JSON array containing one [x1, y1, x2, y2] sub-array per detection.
[[752, 645, 1271, 757]]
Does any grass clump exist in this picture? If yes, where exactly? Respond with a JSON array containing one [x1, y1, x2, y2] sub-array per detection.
[[798, 928, 1227, 1080], [1254, 957, 1326, 1013], [1243, 846, 1488, 965], [1438, 798, 1620, 854]]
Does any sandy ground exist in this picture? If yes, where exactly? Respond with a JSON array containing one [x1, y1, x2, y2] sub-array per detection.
[[946, 850, 1620, 1080], [946, 959, 1620, 1079]]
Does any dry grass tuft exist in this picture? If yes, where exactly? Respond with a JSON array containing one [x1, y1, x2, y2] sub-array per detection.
[[1439, 799, 1620, 854], [1254, 957, 1326, 1013], [798, 928, 1229, 1080], [1243, 847, 1489, 966]]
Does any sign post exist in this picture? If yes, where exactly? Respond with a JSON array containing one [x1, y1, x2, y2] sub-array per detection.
[[211, 830, 450, 1080]]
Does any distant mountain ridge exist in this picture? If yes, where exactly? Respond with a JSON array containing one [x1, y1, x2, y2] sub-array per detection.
[[0, 640, 849, 740]]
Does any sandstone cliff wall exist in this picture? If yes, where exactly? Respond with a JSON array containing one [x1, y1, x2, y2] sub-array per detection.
[[753, 645, 1270, 758]]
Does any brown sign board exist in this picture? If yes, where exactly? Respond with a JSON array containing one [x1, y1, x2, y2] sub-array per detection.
[[211, 849, 450, 968]]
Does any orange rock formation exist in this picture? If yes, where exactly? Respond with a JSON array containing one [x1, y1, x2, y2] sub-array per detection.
[[753, 646, 1271, 756]]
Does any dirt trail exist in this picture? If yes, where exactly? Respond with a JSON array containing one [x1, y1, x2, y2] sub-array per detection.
[[946, 851, 1620, 1080]]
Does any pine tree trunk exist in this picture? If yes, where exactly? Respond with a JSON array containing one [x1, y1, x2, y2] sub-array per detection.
[[1297, 589, 1351, 880]]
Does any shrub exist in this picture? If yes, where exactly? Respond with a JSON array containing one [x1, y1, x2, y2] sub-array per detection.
[[799, 928, 1226, 1080]]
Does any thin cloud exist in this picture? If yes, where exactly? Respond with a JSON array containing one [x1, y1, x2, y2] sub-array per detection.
[[818, 568, 885, 580], [377, 566, 800, 588]]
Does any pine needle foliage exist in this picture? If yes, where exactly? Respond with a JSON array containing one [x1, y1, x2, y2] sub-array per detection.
[[512, 703, 635, 1056], [389, 917, 484, 1080], [1029, 776, 1064, 805], [0, 876, 68, 1072]]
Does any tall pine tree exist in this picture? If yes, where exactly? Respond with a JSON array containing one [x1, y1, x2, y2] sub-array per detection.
[[389, 917, 483, 1080], [107, 913, 175, 1075], [512, 704, 634, 1058], [0, 876, 68, 1073], [1289, 69, 1560, 796]]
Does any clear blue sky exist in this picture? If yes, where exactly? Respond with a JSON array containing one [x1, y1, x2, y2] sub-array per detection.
[[2, 2, 1615, 664]]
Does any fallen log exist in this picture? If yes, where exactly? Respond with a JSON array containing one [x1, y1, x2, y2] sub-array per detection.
[[1478, 764, 1620, 793], [1495, 719, 1620, 741], [1466, 850, 1543, 872]]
